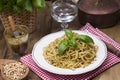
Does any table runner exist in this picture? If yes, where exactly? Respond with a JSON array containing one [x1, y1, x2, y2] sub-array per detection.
[[20, 23, 120, 80]]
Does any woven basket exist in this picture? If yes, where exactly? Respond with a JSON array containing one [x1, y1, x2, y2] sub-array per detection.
[[0, 10, 37, 33]]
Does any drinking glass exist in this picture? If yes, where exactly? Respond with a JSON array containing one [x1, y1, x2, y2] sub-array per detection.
[[4, 25, 29, 57], [51, 0, 78, 30]]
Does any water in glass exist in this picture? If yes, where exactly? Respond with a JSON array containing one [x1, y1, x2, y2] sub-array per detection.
[[51, 0, 78, 29]]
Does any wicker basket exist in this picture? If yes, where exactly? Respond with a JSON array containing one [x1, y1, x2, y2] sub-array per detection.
[[0, 10, 37, 33]]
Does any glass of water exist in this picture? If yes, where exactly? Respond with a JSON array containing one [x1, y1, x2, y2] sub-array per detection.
[[51, 0, 78, 30]]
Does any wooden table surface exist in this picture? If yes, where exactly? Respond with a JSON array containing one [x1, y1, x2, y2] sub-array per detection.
[[0, 1, 120, 80]]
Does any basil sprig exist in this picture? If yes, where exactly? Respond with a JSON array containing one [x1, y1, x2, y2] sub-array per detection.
[[58, 39, 69, 55], [65, 29, 73, 39], [58, 29, 94, 55], [0, 0, 46, 13], [77, 35, 94, 44]]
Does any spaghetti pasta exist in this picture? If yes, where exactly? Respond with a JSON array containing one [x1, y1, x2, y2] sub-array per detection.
[[43, 32, 98, 69]]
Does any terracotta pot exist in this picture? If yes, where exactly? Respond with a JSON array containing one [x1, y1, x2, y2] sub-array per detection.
[[73, 0, 120, 28]]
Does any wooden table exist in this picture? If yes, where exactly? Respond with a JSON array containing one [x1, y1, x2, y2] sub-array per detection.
[[0, 1, 120, 80]]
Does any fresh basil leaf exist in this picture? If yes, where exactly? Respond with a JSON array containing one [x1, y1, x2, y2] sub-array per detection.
[[24, 0, 33, 12], [0, 1, 3, 12], [40, 0, 46, 8], [64, 29, 73, 39], [69, 37, 77, 49], [17, 0, 22, 3], [32, 0, 46, 10], [77, 35, 94, 44], [13, 5, 22, 13], [17, 0, 24, 6], [58, 40, 69, 55]]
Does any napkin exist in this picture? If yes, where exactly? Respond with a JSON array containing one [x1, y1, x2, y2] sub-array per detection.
[[20, 23, 120, 80]]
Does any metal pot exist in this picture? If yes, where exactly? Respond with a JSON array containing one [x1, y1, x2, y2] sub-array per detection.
[[73, 0, 120, 28]]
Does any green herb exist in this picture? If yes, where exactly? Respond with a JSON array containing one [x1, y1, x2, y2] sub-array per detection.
[[77, 35, 94, 44], [64, 29, 73, 39], [0, 1, 3, 12], [65, 29, 77, 48], [32, 0, 46, 10], [58, 39, 69, 55], [58, 29, 77, 55], [13, 5, 22, 13], [0, 0, 46, 13], [58, 29, 94, 55], [25, 0, 33, 12], [16, 0, 25, 7], [69, 37, 77, 49]]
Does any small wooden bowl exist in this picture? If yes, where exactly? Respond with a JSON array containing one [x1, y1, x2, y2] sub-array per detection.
[[0, 59, 29, 80]]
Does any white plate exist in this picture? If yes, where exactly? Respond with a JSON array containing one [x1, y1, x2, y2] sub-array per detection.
[[32, 30, 107, 75]]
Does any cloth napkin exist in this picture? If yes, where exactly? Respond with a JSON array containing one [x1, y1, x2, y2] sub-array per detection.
[[20, 23, 120, 80]]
